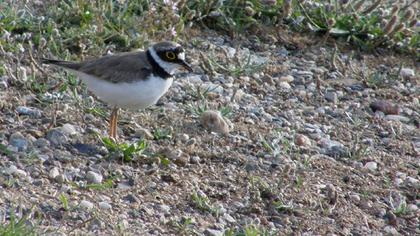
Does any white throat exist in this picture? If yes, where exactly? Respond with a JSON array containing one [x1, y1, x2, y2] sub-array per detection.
[[148, 47, 180, 75]]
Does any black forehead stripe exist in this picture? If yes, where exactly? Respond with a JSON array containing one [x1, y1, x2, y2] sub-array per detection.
[[156, 45, 183, 51], [175, 47, 184, 53]]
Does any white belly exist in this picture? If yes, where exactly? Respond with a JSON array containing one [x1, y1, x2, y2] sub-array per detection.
[[77, 73, 173, 109]]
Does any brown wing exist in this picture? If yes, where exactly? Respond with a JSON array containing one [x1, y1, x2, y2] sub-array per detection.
[[43, 51, 153, 83]]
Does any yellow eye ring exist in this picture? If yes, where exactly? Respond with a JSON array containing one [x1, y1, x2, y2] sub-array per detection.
[[166, 51, 176, 60]]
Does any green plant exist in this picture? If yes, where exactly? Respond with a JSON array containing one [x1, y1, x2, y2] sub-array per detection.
[[293, 0, 419, 53], [191, 191, 212, 212], [394, 200, 408, 216], [153, 128, 173, 140], [59, 193, 70, 211], [102, 137, 148, 162], [224, 224, 275, 236], [190, 191, 219, 215], [170, 217, 194, 235], [0, 208, 37, 236], [85, 177, 114, 191], [295, 175, 304, 190]]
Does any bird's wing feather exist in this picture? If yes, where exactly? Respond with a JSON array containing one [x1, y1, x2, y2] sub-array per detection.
[[78, 51, 153, 83], [43, 51, 153, 83]]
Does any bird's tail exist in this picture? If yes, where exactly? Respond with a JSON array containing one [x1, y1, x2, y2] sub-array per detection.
[[40, 58, 82, 70]]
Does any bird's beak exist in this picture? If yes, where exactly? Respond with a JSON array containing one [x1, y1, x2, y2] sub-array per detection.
[[181, 60, 193, 72]]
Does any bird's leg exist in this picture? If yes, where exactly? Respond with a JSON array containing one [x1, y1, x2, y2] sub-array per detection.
[[109, 107, 119, 140]]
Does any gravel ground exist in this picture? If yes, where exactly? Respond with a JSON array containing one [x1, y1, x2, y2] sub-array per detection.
[[0, 28, 419, 235]]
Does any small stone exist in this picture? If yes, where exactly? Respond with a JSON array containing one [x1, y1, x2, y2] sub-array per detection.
[[278, 81, 291, 90], [383, 226, 399, 235], [370, 100, 400, 115], [0, 80, 8, 89], [407, 204, 418, 213], [80, 200, 94, 211], [295, 134, 311, 147], [98, 201, 112, 210], [394, 178, 403, 186], [61, 123, 77, 136], [14, 169, 27, 178], [123, 194, 139, 203], [159, 204, 171, 214], [49, 167, 60, 179], [223, 213, 236, 223], [134, 127, 153, 139], [4, 165, 18, 175], [364, 161, 378, 171], [324, 91, 338, 103], [232, 89, 245, 102], [200, 110, 230, 134], [385, 115, 410, 123], [9, 132, 28, 151], [399, 68, 415, 79], [16, 106, 42, 118], [279, 75, 294, 83], [55, 174, 66, 184], [177, 133, 189, 143], [204, 228, 224, 236], [190, 155, 201, 164], [404, 177, 419, 188], [34, 138, 49, 148], [349, 194, 360, 203], [86, 171, 103, 184], [46, 128, 68, 146]]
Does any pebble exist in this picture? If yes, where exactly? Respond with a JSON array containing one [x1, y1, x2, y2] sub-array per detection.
[[223, 213, 236, 223], [55, 174, 66, 184], [16, 106, 42, 118], [46, 128, 69, 146], [134, 127, 153, 139], [0, 80, 8, 89], [324, 91, 338, 103], [407, 204, 418, 213], [34, 138, 49, 148], [385, 115, 410, 123], [80, 200, 94, 211], [320, 138, 349, 158], [189, 155, 201, 164], [393, 178, 403, 186], [4, 165, 18, 175], [278, 81, 291, 90], [200, 110, 230, 134], [364, 161, 378, 171], [49, 167, 60, 179], [204, 228, 224, 236], [86, 171, 103, 184], [349, 194, 360, 203], [9, 132, 28, 151], [61, 123, 77, 136], [98, 201, 112, 210], [383, 226, 399, 235], [14, 169, 27, 178], [404, 177, 419, 187], [399, 68, 415, 79], [295, 134, 311, 147], [370, 100, 400, 115], [278, 75, 294, 83], [158, 204, 171, 214], [123, 194, 139, 203]]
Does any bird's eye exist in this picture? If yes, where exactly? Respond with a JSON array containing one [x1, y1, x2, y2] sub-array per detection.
[[165, 51, 176, 60]]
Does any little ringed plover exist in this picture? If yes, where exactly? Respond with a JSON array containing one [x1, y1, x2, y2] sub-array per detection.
[[42, 41, 192, 139]]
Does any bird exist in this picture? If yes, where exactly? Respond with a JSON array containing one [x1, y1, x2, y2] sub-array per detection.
[[42, 41, 192, 140]]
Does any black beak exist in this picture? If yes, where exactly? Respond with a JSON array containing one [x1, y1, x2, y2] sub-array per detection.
[[181, 60, 193, 72]]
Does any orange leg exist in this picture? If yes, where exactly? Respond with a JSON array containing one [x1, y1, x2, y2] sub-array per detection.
[[109, 107, 119, 140]]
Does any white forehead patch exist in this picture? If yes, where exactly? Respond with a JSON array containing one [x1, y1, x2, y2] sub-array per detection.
[[178, 52, 185, 61]]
